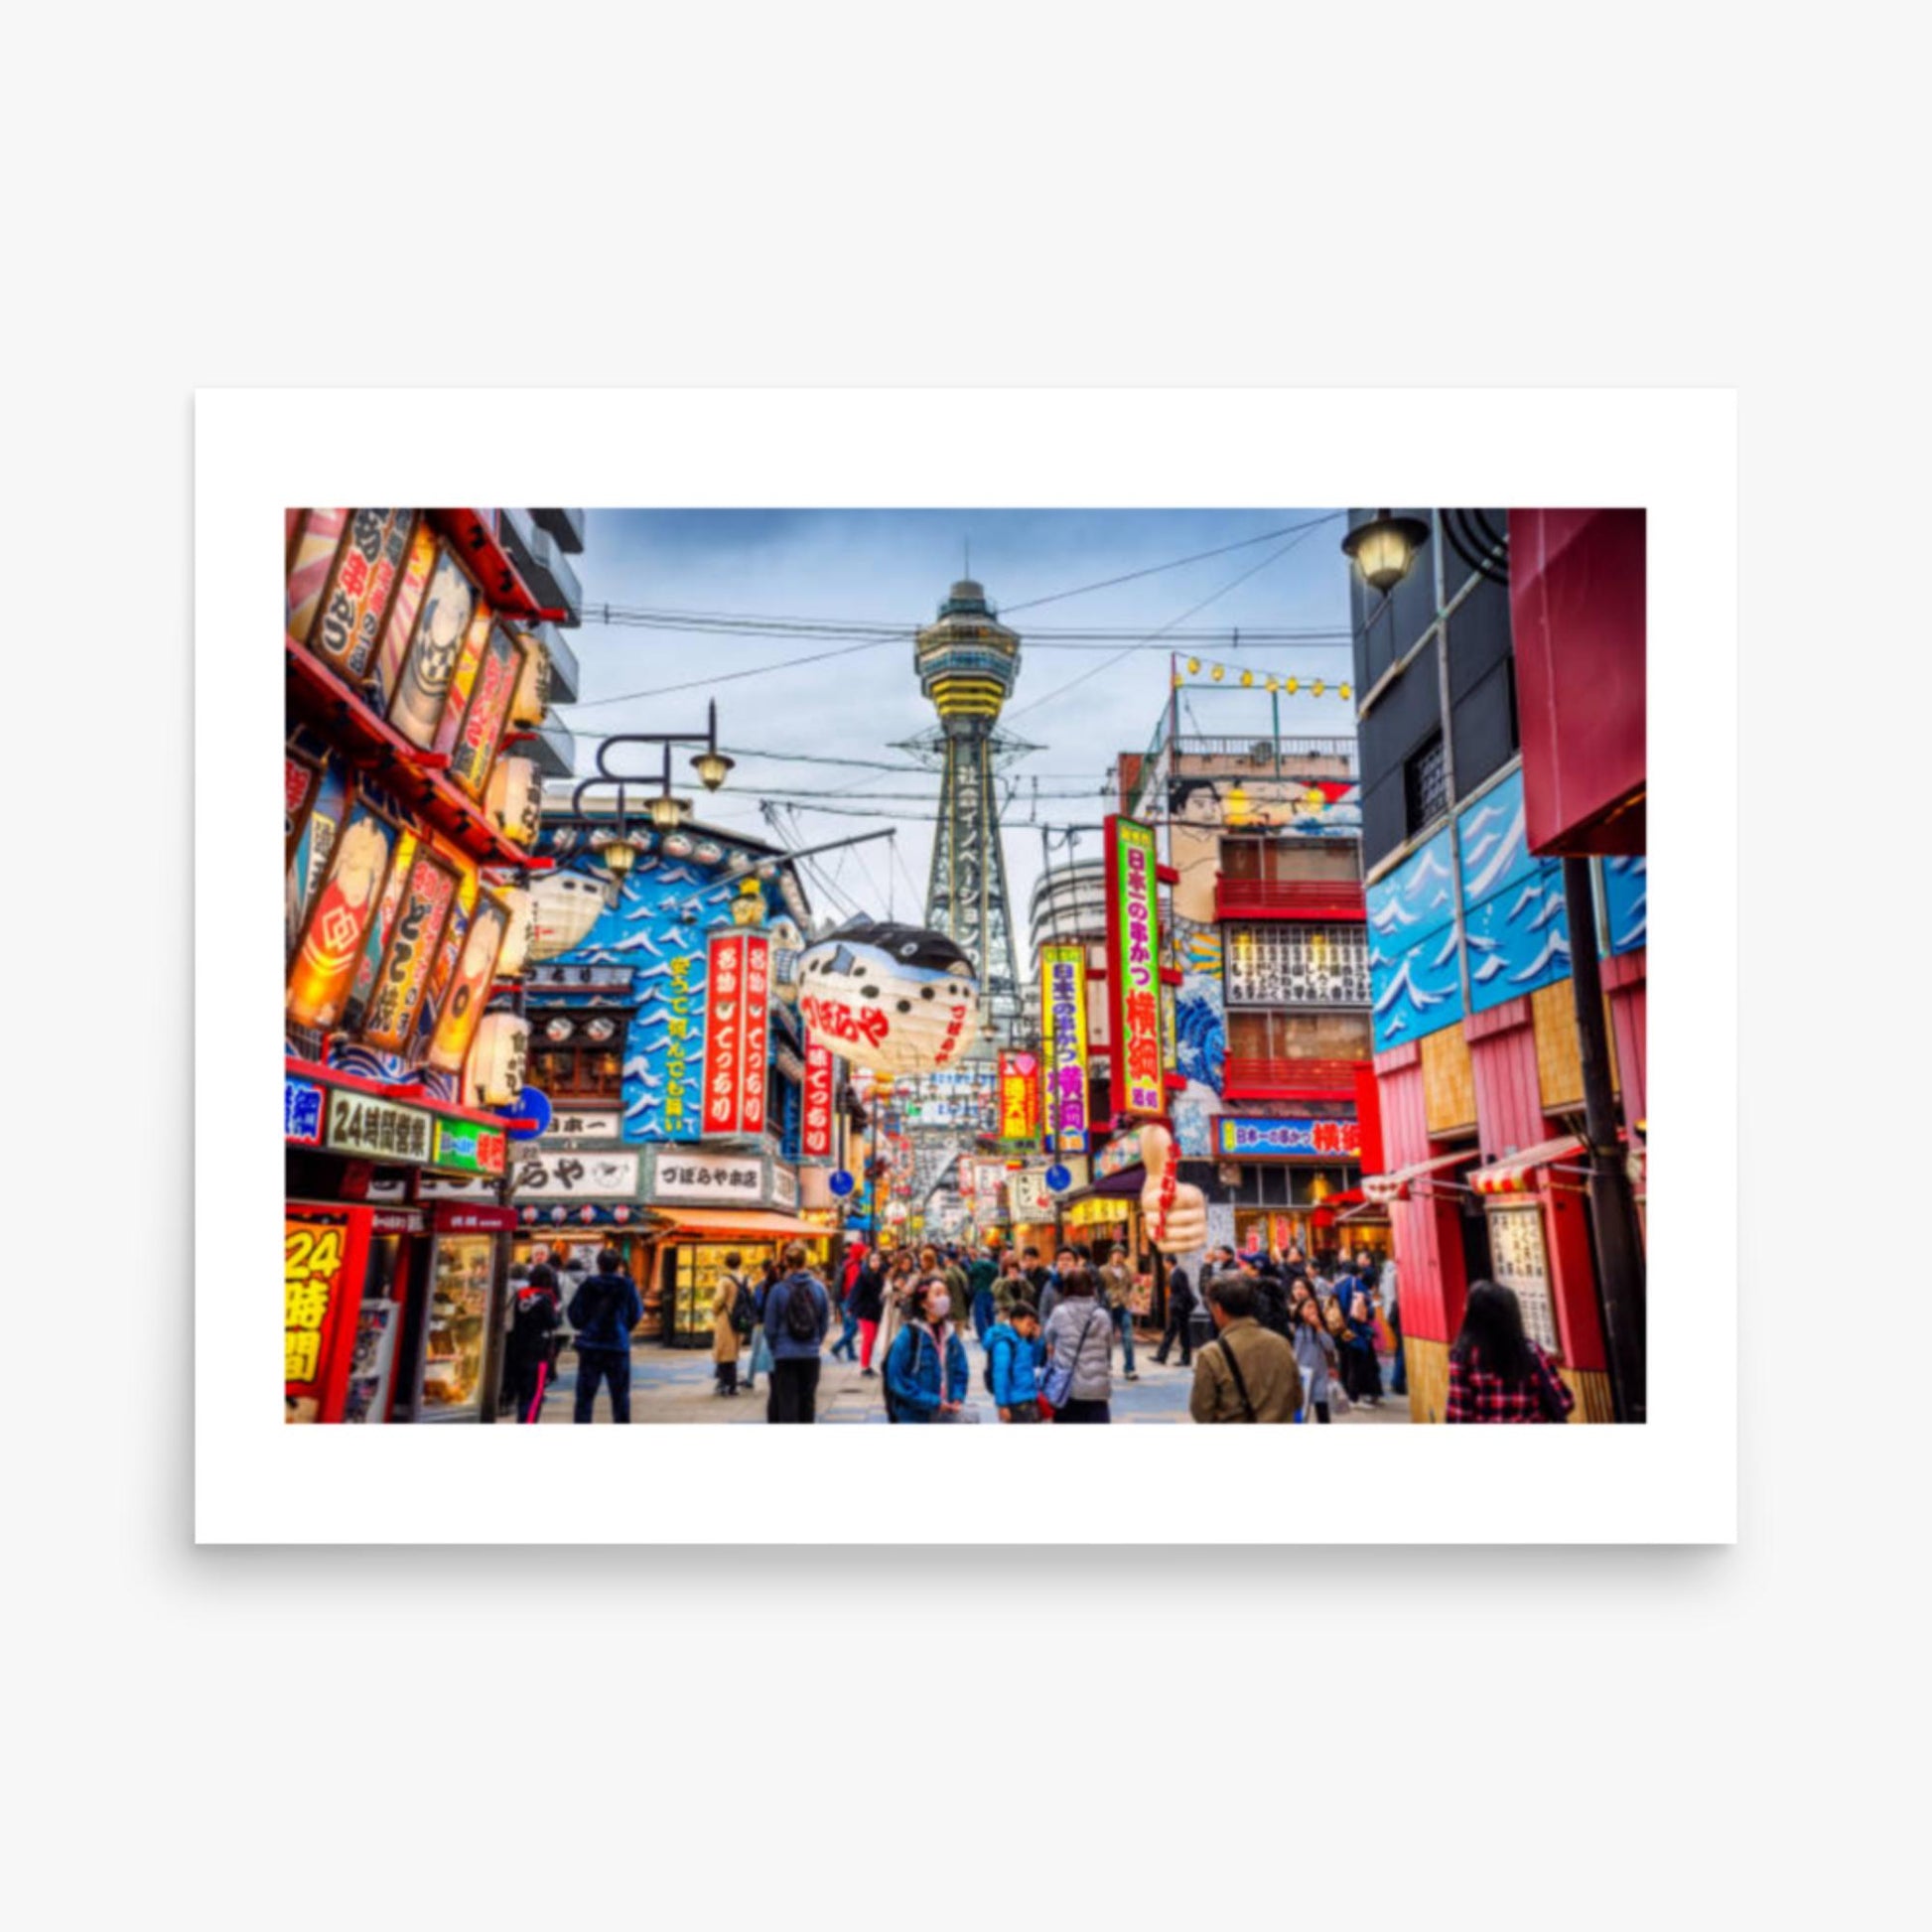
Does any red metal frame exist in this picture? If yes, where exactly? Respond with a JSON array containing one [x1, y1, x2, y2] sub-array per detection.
[[1220, 1054, 1366, 1101], [428, 509, 567, 622], [286, 637, 536, 867], [1214, 878, 1366, 921]]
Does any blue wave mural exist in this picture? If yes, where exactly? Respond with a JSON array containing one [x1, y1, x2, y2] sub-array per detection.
[[532, 837, 771, 1144], [1601, 854, 1646, 956], [1457, 769, 1571, 1015], [1366, 827, 1463, 1050]]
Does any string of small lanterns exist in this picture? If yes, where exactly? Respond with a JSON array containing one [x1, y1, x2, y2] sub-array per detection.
[[1173, 657, 1353, 702]]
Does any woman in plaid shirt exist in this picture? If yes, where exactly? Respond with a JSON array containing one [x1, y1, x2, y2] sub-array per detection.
[[1445, 1282, 1576, 1424]]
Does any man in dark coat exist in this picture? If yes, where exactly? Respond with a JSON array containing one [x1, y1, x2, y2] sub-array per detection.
[[1151, 1262, 1197, 1367]]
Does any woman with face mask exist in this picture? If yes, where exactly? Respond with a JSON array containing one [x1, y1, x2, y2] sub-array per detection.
[[882, 1276, 972, 1423]]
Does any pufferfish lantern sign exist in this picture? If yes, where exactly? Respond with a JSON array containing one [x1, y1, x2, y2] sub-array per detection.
[[797, 919, 980, 1078]]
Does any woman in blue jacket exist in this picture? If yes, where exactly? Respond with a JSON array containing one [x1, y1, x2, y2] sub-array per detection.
[[884, 1278, 971, 1422]]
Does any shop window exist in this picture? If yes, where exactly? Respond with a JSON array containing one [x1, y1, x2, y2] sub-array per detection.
[[1405, 731, 1448, 837], [1225, 923, 1371, 1007], [1485, 1205, 1559, 1356]]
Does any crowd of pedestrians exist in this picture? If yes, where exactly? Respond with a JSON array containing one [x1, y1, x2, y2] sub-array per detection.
[[517, 1230, 1575, 1429]]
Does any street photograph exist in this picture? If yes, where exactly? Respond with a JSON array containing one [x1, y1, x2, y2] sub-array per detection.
[[284, 505, 1647, 1428]]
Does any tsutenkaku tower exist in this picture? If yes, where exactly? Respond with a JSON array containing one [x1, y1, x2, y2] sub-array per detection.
[[910, 578, 1027, 1043]]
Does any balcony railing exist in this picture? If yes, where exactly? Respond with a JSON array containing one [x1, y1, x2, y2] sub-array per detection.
[[1216, 878, 1366, 921], [1220, 1055, 1365, 1101]]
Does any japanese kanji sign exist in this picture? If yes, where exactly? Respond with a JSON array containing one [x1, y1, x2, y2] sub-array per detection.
[[1104, 815, 1166, 1120], [512, 1149, 640, 1198], [285, 1208, 369, 1424], [701, 931, 770, 1136], [1039, 942, 1090, 1156], [1212, 1116, 1363, 1160], [325, 1090, 434, 1166], [802, 1038, 837, 1161], [998, 1049, 1041, 1144]]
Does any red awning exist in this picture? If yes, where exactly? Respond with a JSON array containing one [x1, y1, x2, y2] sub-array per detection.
[[1469, 1135, 1587, 1197]]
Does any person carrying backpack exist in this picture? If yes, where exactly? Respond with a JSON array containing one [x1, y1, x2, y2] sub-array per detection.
[[567, 1248, 643, 1424], [883, 1277, 971, 1423], [504, 1263, 563, 1424], [711, 1249, 750, 1398], [984, 1300, 1044, 1423], [762, 1240, 830, 1424]]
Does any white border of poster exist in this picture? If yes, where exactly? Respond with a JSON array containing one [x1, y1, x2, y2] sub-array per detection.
[[197, 386, 1733, 1545]]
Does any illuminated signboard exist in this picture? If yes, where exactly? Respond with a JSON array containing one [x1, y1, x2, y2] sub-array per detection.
[[998, 1049, 1040, 1143], [1104, 814, 1166, 1119], [362, 846, 459, 1049], [325, 1089, 434, 1166], [1212, 1116, 1362, 1160], [310, 507, 416, 681], [285, 1208, 369, 1423], [1039, 942, 1090, 1155], [426, 896, 509, 1073], [802, 1038, 837, 1161], [284, 1077, 324, 1146], [449, 621, 521, 796], [432, 1118, 507, 1176], [701, 931, 771, 1137]]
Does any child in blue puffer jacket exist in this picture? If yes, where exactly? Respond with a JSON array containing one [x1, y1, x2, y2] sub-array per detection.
[[884, 1279, 971, 1422], [984, 1302, 1045, 1424]]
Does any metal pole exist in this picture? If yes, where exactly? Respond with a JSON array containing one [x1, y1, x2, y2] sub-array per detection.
[[1561, 857, 1647, 1423]]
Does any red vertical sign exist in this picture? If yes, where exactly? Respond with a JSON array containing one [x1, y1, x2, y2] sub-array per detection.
[[740, 932, 770, 1136], [703, 932, 745, 1134], [802, 1037, 836, 1160]]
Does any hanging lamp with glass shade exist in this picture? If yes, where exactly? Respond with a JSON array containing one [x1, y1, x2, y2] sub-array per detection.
[[1341, 509, 1431, 593]]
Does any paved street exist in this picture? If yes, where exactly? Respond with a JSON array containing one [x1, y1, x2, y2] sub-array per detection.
[[531, 1329, 1412, 1425]]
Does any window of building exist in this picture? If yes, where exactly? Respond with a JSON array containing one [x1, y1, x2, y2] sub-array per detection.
[[1225, 923, 1371, 1007], [1404, 731, 1448, 836], [528, 1041, 625, 1101], [1220, 837, 1360, 884], [1226, 1010, 1373, 1061]]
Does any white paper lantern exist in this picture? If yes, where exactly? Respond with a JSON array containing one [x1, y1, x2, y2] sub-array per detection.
[[485, 755, 543, 847], [509, 632, 551, 728], [796, 920, 980, 1078], [468, 1011, 529, 1107], [494, 886, 536, 978]]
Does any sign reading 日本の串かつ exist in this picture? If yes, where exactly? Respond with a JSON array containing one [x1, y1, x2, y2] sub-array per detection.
[[1039, 942, 1090, 1155], [1104, 815, 1166, 1119]]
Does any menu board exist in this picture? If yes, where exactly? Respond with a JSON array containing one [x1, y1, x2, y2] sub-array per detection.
[[1486, 1205, 1560, 1356]]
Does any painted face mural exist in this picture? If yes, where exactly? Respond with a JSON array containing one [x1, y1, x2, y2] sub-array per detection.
[[796, 920, 980, 1078]]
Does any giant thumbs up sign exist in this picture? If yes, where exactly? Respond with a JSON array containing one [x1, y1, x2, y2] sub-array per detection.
[[1139, 1120, 1207, 1255]]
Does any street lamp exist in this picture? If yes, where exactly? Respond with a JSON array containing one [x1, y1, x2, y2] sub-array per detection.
[[646, 790, 692, 832], [1341, 509, 1431, 593], [691, 746, 735, 791], [600, 829, 642, 877]]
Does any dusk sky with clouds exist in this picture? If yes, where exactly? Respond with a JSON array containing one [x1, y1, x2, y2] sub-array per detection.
[[554, 508, 1358, 931]]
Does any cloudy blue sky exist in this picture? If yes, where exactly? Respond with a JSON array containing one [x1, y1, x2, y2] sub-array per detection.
[[555, 508, 1357, 931]]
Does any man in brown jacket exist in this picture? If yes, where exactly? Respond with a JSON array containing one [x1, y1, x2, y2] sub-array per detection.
[[1189, 1274, 1304, 1424]]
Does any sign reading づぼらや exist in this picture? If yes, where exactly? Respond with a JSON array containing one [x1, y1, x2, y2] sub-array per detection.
[[1104, 815, 1167, 1120], [1039, 942, 1090, 1155], [512, 1148, 640, 1199]]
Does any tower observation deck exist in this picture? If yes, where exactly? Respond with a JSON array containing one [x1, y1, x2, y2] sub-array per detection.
[[909, 580, 1027, 1043]]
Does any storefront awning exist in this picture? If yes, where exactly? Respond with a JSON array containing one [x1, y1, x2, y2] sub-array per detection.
[[644, 1207, 831, 1242], [1361, 1149, 1478, 1203], [1061, 1165, 1145, 1208], [1469, 1135, 1587, 1197]]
